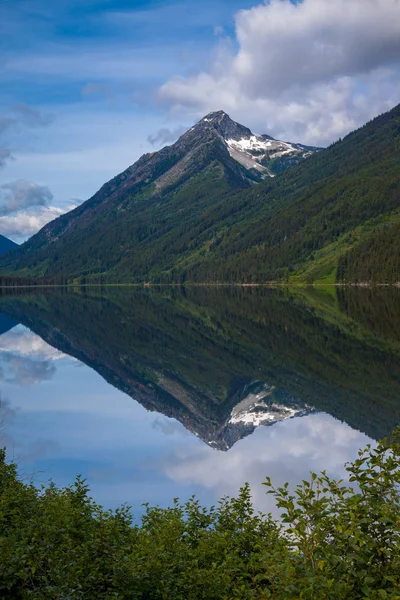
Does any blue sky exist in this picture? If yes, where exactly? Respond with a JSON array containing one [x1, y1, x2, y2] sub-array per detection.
[[0, 0, 399, 241]]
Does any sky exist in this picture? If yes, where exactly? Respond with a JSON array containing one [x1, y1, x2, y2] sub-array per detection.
[[0, 0, 400, 242]]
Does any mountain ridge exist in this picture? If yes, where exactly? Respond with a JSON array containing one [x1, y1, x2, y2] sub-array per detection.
[[0, 104, 399, 283], [0, 111, 319, 281]]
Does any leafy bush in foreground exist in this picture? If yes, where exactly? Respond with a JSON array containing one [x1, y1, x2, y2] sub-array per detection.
[[0, 431, 399, 599]]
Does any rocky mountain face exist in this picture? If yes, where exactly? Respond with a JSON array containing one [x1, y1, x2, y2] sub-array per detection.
[[0, 235, 18, 257], [207, 111, 319, 176], [185, 111, 320, 178], [0, 111, 318, 281]]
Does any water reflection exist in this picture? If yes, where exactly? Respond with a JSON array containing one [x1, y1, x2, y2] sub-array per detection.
[[0, 286, 399, 513]]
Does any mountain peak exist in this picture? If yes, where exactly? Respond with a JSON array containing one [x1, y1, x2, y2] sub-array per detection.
[[178, 110, 319, 179], [202, 110, 229, 120], [193, 110, 252, 142]]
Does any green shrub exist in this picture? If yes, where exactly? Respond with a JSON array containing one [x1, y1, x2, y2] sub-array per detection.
[[0, 430, 399, 598]]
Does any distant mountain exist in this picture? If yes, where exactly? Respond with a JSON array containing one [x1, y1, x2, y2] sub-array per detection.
[[0, 112, 319, 282], [0, 235, 17, 257], [1, 104, 399, 284]]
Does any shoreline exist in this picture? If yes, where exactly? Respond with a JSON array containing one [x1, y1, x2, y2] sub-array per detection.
[[0, 281, 400, 290]]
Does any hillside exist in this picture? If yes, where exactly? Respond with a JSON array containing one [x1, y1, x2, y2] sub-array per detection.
[[0, 235, 18, 257], [0, 112, 318, 282], [183, 103, 400, 284], [0, 104, 399, 283]]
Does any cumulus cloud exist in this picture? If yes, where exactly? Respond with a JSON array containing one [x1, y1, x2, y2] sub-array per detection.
[[0, 205, 70, 241], [0, 179, 53, 215], [147, 125, 187, 146], [159, 0, 400, 145], [0, 179, 76, 241]]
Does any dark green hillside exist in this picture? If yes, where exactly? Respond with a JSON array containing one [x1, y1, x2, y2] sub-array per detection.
[[0, 105, 399, 283], [0, 119, 257, 281], [337, 221, 400, 283], [184, 104, 400, 283]]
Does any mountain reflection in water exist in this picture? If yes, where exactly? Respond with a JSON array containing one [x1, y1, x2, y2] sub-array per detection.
[[0, 286, 399, 511]]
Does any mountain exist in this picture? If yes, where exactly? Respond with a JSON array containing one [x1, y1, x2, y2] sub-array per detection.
[[0, 235, 18, 257], [0, 112, 319, 282], [1, 286, 400, 445], [198, 112, 319, 178], [190, 103, 400, 285], [1, 104, 399, 284]]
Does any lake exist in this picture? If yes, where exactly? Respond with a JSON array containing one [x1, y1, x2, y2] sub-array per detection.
[[0, 286, 399, 517]]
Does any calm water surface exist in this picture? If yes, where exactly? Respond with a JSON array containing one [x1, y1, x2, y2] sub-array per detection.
[[0, 286, 399, 516]]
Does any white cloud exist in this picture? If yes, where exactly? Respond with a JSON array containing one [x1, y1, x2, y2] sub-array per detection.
[[0, 179, 53, 215], [159, 0, 400, 145], [0, 353, 57, 386], [0, 178, 76, 241], [0, 204, 74, 242]]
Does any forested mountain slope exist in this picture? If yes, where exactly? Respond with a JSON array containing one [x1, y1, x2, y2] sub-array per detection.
[[183, 103, 400, 284], [0, 112, 317, 282], [0, 105, 399, 283]]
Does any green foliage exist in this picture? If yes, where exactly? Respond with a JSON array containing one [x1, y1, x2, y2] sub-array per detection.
[[1, 432, 400, 598], [263, 430, 400, 598], [337, 221, 400, 284]]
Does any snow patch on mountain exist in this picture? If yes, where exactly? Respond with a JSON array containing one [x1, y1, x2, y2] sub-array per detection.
[[225, 133, 314, 177]]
